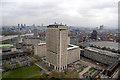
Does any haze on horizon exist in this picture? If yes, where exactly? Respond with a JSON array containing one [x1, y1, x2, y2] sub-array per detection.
[[1, 0, 119, 28]]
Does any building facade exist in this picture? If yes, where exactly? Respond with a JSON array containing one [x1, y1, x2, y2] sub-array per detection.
[[34, 43, 46, 57], [34, 24, 81, 71], [46, 24, 68, 71], [67, 44, 80, 64], [84, 47, 119, 65]]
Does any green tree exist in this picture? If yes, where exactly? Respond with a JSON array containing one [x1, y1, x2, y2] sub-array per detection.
[[49, 70, 65, 79], [34, 55, 42, 61], [65, 71, 79, 78], [30, 61, 35, 65], [63, 69, 68, 74], [49, 70, 59, 78], [15, 63, 20, 68], [49, 70, 79, 78], [102, 47, 106, 50], [3, 64, 11, 70]]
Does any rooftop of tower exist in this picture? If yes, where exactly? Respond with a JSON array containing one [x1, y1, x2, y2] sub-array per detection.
[[47, 22, 67, 29]]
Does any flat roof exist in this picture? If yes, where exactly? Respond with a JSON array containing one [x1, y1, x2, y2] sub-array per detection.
[[67, 44, 79, 50], [86, 47, 119, 57], [47, 24, 67, 29], [0, 35, 18, 41], [38, 43, 46, 45], [0, 33, 34, 41], [2, 49, 24, 55], [37, 43, 79, 50], [89, 41, 119, 50]]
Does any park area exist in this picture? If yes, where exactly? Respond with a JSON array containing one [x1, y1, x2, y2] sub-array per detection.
[[0, 44, 13, 47], [2, 65, 42, 78]]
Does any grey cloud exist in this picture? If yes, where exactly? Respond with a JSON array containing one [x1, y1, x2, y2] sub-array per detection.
[[1, 0, 118, 28]]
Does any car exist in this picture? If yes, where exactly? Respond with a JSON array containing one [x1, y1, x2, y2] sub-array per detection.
[[99, 64, 104, 66], [96, 63, 99, 65], [91, 60, 95, 62]]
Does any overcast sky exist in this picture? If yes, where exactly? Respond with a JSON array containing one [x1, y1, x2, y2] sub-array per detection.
[[1, 0, 119, 28]]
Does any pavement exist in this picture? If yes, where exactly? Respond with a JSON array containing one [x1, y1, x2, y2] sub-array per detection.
[[79, 66, 91, 78], [79, 59, 103, 70], [35, 62, 49, 74]]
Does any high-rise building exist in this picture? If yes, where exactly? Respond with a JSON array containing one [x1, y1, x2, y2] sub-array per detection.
[[90, 30, 97, 40], [21, 24, 23, 27], [33, 24, 35, 27], [34, 27, 38, 38], [18, 24, 20, 28], [100, 25, 104, 30], [17, 24, 20, 35], [46, 24, 68, 71], [24, 24, 26, 27]]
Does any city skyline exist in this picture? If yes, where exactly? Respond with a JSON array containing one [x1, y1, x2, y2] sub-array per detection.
[[1, 0, 118, 28]]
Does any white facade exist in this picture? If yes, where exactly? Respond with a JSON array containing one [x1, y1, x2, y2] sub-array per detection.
[[46, 25, 68, 71], [34, 43, 80, 70], [67, 44, 80, 64], [34, 43, 46, 57]]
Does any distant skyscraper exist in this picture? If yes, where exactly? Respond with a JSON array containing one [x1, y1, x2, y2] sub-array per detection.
[[18, 24, 20, 28], [24, 24, 26, 27], [34, 27, 38, 38], [41, 24, 43, 27], [91, 30, 97, 40], [17, 24, 20, 34], [96, 27, 99, 30], [100, 25, 104, 30], [21, 24, 23, 27], [33, 24, 35, 27], [46, 24, 68, 71]]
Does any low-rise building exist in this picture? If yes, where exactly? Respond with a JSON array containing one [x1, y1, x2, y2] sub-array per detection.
[[34, 43, 46, 57], [84, 47, 119, 65], [67, 44, 80, 64], [34, 43, 80, 69]]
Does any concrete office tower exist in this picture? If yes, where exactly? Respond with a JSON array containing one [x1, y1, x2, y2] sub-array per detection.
[[91, 30, 97, 40], [46, 24, 68, 71], [34, 27, 39, 38]]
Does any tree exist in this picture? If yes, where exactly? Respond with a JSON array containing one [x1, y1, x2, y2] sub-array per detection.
[[49, 70, 79, 78], [3, 64, 11, 70], [49, 70, 59, 78], [30, 53, 34, 56], [63, 69, 68, 74], [15, 63, 20, 68], [102, 47, 106, 50], [49, 70, 65, 79], [107, 48, 111, 51], [46, 64, 50, 69], [34, 55, 42, 61], [30, 61, 35, 65], [65, 71, 79, 78], [118, 50, 120, 54]]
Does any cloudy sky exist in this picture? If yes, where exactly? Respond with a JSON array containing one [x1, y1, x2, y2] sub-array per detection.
[[1, 0, 119, 28]]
